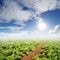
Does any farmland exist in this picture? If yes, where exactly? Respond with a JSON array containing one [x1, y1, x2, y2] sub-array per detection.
[[33, 40, 60, 60], [0, 40, 40, 60], [0, 39, 60, 60]]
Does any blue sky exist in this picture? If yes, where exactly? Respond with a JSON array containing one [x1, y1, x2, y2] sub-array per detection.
[[0, 0, 60, 39], [41, 9, 60, 28]]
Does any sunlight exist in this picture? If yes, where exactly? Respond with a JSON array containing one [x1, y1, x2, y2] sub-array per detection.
[[37, 22, 47, 31]]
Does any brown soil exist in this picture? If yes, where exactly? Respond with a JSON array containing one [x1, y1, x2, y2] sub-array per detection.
[[21, 42, 45, 60]]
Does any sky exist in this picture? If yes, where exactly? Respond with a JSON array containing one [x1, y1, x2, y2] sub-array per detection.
[[0, 0, 60, 39]]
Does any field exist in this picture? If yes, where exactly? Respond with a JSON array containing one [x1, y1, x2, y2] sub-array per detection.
[[0, 39, 60, 60], [33, 40, 60, 60], [0, 39, 40, 60]]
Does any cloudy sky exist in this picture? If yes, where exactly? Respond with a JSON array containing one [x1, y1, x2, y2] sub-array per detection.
[[0, 0, 60, 39]]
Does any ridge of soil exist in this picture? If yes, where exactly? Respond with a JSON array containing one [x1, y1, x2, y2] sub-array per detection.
[[21, 42, 45, 60]]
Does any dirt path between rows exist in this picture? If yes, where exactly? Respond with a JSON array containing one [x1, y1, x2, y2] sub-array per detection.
[[21, 42, 45, 60]]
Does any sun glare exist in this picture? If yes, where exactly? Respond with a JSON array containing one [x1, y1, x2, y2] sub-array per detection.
[[37, 22, 47, 31]]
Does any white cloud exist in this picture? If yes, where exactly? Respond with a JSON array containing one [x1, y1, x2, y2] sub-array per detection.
[[0, 31, 28, 39], [35, 17, 43, 23], [18, 0, 60, 14], [57, 0, 60, 9], [49, 25, 60, 34], [0, 0, 32, 23], [0, 0, 60, 25], [0, 26, 24, 32], [32, 30, 39, 36], [0, 0, 60, 23]]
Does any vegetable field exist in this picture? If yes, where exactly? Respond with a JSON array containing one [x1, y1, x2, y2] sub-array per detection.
[[0, 39, 60, 60], [0, 40, 40, 60], [33, 40, 60, 60]]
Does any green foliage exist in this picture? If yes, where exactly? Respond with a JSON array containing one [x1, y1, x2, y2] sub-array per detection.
[[0, 40, 60, 60], [0, 40, 39, 60], [33, 40, 60, 60]]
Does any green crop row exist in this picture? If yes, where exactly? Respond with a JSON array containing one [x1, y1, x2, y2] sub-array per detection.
[[0, 40, 60, 60], [33, 41, 60, 60], [0, 40, 40, 60]]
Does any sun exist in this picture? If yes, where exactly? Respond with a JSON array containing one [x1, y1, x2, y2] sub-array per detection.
[[37, 22, 47, 31]]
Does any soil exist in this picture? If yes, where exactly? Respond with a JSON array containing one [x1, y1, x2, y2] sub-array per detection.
[[21, 42, 45, 60]]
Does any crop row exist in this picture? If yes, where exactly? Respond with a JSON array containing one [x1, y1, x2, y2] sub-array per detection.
[[33, 41, 60, 60], [0, 40, 40, 60]]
